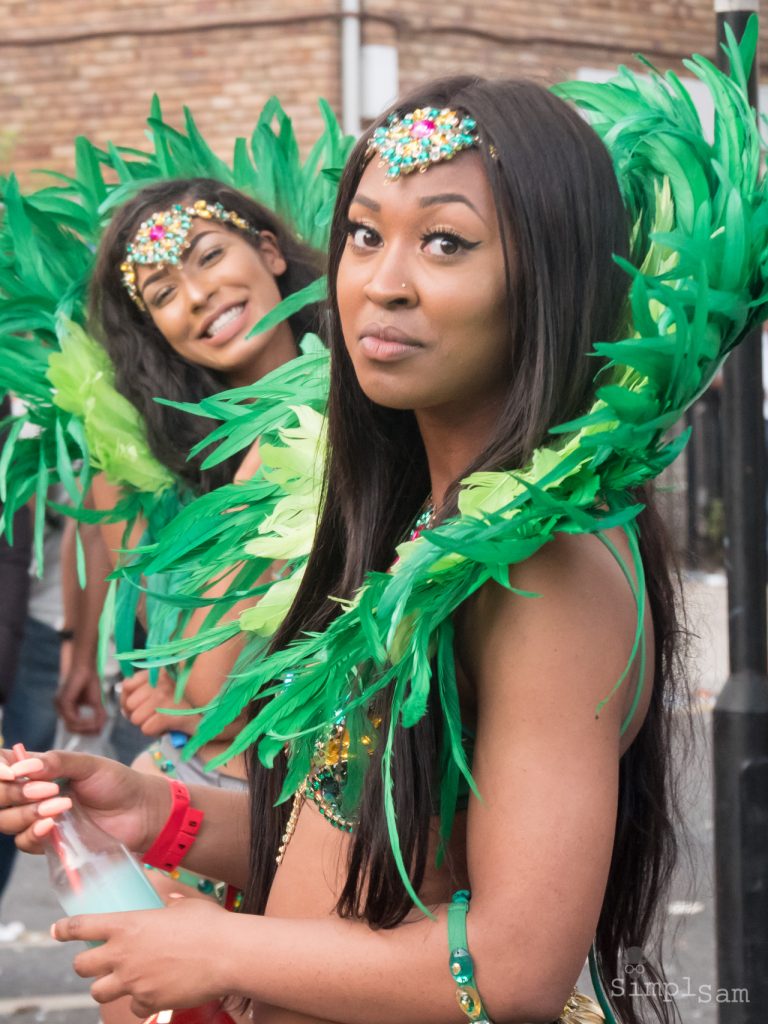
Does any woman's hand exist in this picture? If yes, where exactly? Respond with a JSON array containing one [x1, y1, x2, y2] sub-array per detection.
[[53, 897, 231, 1016], [56, 660, 108, 734], [120, 670, 199, 737], [0, 749, 168, 855]]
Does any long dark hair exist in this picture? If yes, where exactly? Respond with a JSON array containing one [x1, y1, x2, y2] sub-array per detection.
[[89, 178, 324, 494], [246, 78, 687, 1024]]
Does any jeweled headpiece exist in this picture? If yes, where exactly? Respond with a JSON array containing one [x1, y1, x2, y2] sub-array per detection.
[[120, 199, 256, 308], [366, 107, 479, 180]]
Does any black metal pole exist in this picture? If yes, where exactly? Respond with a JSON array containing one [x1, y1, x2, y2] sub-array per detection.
[[687, 386, 726, 567], [713, 4, 768, 1022]]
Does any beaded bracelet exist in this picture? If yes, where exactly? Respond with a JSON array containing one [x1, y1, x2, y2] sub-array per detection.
[[142, 779, 204, 872], [448, 890, 494, 1023]]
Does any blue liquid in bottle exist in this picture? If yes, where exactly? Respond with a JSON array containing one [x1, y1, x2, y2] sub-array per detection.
[[45, 802, 163, 944]]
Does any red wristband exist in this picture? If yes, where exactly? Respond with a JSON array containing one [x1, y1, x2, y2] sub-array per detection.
[[142, 780, 204, 872]]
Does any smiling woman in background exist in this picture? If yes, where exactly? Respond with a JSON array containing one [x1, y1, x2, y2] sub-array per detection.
[[82, 177, 324, 811], [92, 178, 322, 495]]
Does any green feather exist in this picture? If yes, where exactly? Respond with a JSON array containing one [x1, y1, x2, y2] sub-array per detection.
[[246, 277, 327, 336]]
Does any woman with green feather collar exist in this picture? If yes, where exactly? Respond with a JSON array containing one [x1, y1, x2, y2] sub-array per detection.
[[54, 176, 325, 758], [3, 28, 768, 1023], [68, 177, 324, 772]]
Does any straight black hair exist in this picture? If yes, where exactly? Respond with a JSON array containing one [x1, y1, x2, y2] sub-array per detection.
[[89, 178, 325, 494], [246, 78, 687, 1024]]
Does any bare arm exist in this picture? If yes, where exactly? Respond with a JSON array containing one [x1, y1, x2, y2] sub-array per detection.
[[0, 749, 251, 888], [90, 469, 249, 734], [168, 570, 254, 713], [176, 435, 264, 712], [57, 518, 112, 732], [122, 436, 268, 734], [89, 474, 144, 571], [119, 567, 261, 738]]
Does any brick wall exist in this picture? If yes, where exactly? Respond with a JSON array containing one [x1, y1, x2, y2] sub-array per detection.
[[365, 1, 720, 97], [0, 1, 738, 185], [0, 2, 342, 183]]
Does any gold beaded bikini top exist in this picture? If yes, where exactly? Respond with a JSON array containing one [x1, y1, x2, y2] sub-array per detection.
[[275, 718, 369, 865], [303, 719, 361, 833]]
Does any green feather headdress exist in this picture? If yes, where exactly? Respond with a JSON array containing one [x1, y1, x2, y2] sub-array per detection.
[[0, 95, 352, 661], [123, 22, 768, 918]]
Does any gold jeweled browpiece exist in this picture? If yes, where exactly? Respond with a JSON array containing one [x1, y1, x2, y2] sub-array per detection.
[[366, 107, 480, 180], [120, 199, 255, 308]]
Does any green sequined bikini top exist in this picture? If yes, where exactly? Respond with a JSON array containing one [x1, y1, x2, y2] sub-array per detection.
[[304, 718, 366, 833], [300, 714, 475, 836]]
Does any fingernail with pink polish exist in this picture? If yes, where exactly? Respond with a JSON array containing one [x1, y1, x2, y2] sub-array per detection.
[[33, 817, 56, 838], [23, 781, 60, 800], [37, 796, 72, 817], [11, 758, 45, 777]]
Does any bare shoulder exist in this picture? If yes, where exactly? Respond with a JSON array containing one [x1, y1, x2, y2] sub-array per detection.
[[458, 527, 649, 736], [462, 528, 642, 653], [89, 472, 121, 511]]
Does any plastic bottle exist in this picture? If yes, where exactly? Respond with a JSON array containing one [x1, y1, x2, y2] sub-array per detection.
[[44, 799, 164, 923]]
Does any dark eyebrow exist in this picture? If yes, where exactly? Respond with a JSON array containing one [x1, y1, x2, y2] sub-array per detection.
[[139, 231, 215, 294], [140, 265, 170, 292], [419, 193, 481, 216], [349, 192, 482, 218], [349, 194, 380, 212]]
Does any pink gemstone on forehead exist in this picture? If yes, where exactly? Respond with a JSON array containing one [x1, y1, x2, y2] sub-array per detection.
[[411, 118, 436, 138], [149, 224, 166, 241]]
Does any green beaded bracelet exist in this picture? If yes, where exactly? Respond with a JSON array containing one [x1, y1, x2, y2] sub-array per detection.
[[448, 890, 494, 1023]]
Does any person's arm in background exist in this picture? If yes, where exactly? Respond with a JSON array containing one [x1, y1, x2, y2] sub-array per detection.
[[56, 518, 111, 734], [119, 573, 255, 739], [90, 474, 145, 572]]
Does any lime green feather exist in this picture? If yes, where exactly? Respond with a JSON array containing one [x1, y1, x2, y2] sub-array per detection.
[[48, 319, 173, 495], [117, 343, 330, 670]]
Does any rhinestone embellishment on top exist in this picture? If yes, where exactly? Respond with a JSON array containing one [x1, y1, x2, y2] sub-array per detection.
[[367, 107, 479, 180]]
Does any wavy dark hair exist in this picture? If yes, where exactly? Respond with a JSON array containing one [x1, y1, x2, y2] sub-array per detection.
[[89, 178, 325, 494], [245, 77, 688, 1024]]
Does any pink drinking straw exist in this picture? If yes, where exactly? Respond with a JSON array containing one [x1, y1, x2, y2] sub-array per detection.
[[14, 743, 82, 894]]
